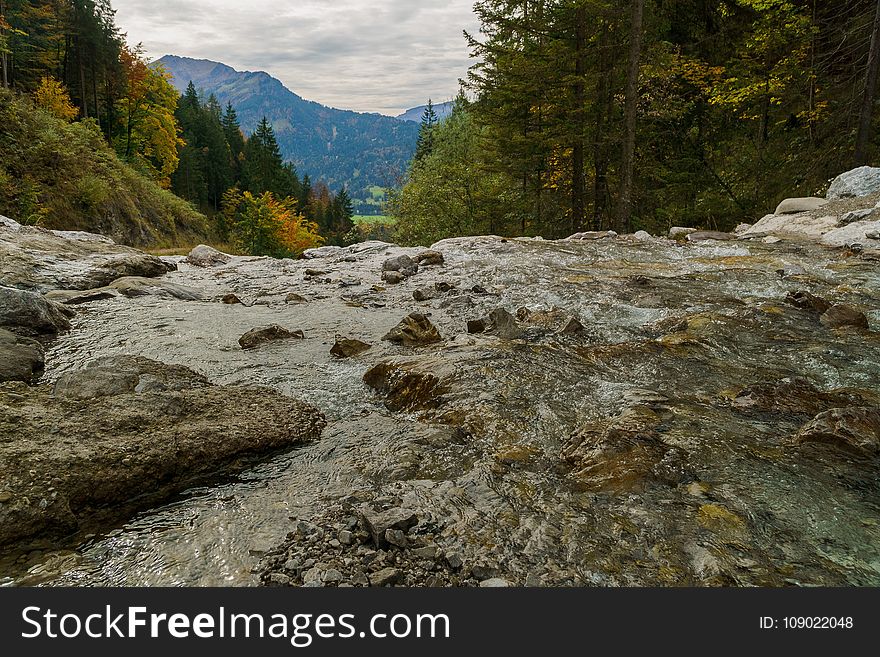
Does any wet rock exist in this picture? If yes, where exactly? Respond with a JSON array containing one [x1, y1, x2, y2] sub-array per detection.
[[0, 357, 326, 548], [775, 197, 828, 214], [776, 264, 807, 278], [382, 271, 405, 285], [107, 277, 204, 301], [785, 291, 832, 314], [0, 286, 73, 335], [568, 231, 617, 241], [369, 567, 402, 587], [330, 337, 372, 359], [827, 166, 880, 200], [363, 360, 448, 412], [382, 255, 419, 277], [185, 244, 232, 267], [54, 355, 209, 400], [687, 231, 735, 242], [221, 293, 242, 305], [791, 407, 880, 455], [239, 325, 305, 350], [820, 305, 869, 330], [669, 227, 697, 240], [43, 289, 117, 305], [0, 223, 174, 293], [286, 293, 308, 304], [0, 329, 44, 384], [731, 378, 874, 416], [382, 313, 442, 346], [358, 507, 418, 548], [413, 287, 438, 302], [562, 406, 670, 492], [415, 250, 445, 266], [468, 308, 522, 339], [557, 316, 586, 335]]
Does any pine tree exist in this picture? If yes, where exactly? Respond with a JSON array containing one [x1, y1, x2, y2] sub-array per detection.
[[414, 98, 439, 162]]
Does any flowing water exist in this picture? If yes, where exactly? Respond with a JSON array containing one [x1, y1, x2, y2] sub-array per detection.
[[5, 235, 880, 586]]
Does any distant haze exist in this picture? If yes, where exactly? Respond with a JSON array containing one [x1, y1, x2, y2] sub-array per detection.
[[111, 0, 479, 115]]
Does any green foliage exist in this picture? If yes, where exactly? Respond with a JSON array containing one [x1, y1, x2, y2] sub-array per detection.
[[0, 87, 209, 245], [223, 189, 322, 258]]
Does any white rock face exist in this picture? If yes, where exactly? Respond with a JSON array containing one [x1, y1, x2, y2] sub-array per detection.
[[633, 230, 652, 241], [820, 220, 880, 248], [743, 213, 840, 240], [775, 197, 828, 214], [50, 230, 115, 244], [827, 166, 880, 200], [0, 215, 22, 231]]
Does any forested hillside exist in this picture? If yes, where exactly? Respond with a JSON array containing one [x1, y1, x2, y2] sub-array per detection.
[[157, 55, 421, 207], [392, 0, 880, 243]]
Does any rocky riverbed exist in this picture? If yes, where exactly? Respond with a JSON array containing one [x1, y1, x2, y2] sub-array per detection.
[[1, 182, 879, 587]]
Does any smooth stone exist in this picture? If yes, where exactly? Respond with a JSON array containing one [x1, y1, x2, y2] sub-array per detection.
[[239, 325, 305, 350], [774, 197, 828, 215]]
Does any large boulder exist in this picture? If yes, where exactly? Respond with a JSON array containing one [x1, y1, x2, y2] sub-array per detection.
[[0, 329, 44, 384], [0, 286, 74, 335], [774, 197, 828, 214], [0, 356, 326, 548], [827, 166, 880, 200], [0, 222, 173, 293], [742, 213, 839, 240], [185, 244, 232, 267]]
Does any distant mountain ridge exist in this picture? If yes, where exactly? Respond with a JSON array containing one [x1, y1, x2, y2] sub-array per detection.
[[397, 101, 454, 124], [156, 55, 420, 200]]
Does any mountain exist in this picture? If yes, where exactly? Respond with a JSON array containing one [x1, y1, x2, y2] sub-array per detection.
[[397, 101, 454, 124], [156, 55, 419, 201]]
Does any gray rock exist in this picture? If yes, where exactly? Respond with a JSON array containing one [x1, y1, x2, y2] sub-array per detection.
[[568, 231, 617, 241], [385, 529, 409, 548], [669, 227, 697, 239], [382, 255, 419, 277], [445, 552, 463, 570], [108, 277, 205, 301], [839, 209, 875, 225], [774, 197, 828, 215], [330, 337, 372, 359], [687, 231, 735, 242], [485, 308, 522, 339], [44, 289, 118, 305], [827, 166, 880, 200], [239, 325, 305, 350], [358, 507, 418, 548], [633, 230, 652, 241], [303, 246, 344, 259], [322, 569, 344, 584], [54, 355, 209, 400], [415, 250, 445, 266], [369, 567, 402, 587], [185, 244, 232, 267], [413, 287, 438, 302], [792, 407, 880, 455], [266, 573, 291, 587], [0, 357, 325, 548], [382, 313, 442, 346], [0, 215, 21, 231], [0, 329, 44, 384], [0, 223, 174, 293], [221, 293, 242, 305], [558, 316, 586, 335], [411, 545, 439, 560], [337, 530, 354, 545], [49, 230, 115, 244], [820, 305, 869, 330], [382, 271, 406, 285], [286, 293, 308, 304], [0, 286, 74, 335], [479, 578, 511, 588]]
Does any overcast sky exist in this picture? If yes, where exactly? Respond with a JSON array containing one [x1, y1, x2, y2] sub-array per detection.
[[111, 0, 480, 115]]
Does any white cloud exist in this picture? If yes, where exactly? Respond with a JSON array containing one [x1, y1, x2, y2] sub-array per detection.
[[111, 0, 480, 115]]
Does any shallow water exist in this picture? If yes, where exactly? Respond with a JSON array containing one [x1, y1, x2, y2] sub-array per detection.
[[6, 235, 880, 586]]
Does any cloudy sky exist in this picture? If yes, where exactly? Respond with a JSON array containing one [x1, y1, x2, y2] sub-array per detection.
[[111, 0, 480, 115]]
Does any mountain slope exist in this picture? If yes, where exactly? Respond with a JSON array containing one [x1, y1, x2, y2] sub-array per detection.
[[0, 88, 209, 247], [157, 56, 419, 199], [397, 101, 454, 124]]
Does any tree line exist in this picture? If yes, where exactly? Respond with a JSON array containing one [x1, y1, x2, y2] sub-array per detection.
[[392, 0, 880, 243]]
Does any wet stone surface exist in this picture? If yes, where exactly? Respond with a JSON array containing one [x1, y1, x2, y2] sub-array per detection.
[[3, 235, 880, 587]]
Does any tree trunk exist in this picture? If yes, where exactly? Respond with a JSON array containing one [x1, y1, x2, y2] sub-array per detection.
[[855, 0, 880, 166], [593, 20, 612, 231], [617, 0, 644, 234], [1, 0, 8, 88], [571, 5, 587, 235]]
